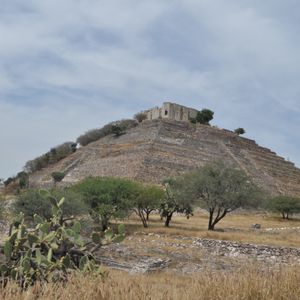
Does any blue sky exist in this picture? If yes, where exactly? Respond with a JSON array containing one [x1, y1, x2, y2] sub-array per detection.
[[0, 0, 300, 178]]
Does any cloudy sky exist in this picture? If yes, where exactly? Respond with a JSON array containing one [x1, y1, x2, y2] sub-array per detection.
[[0, 0, 299, 179]]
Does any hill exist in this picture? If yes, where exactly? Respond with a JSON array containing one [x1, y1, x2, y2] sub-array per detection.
[[28, 119, 300, 196]]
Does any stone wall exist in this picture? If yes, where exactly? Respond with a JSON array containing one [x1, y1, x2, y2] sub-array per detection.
[[143, 102, 198, 122]]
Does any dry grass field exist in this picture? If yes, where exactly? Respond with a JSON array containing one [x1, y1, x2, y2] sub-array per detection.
[[122, 210, 300, 248], [1, 206, 300, 299], [1, 265, 300, 300]]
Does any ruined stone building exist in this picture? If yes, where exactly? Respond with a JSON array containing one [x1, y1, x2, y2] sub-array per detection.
[[142, 102, 198, 122]]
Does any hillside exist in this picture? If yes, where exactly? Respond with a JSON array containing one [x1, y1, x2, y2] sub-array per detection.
[[28, 119, 300, 196]]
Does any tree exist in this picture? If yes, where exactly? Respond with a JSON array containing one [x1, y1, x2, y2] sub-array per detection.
[[185, 162, 261, 230], [234, 128, 246, 135], [265, 196, 300, 219], [196, 109, 214, 125], [134, 112, 147, 123], [51, 171, 66, 183], [160, 178, 193, 227], [72, 177, 138, 231], [131, 185, 164, 227]]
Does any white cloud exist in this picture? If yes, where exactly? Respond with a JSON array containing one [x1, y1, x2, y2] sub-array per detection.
[[0, 0, 299, 177]]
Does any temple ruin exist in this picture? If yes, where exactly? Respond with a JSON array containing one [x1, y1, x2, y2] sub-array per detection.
[[142, 102, 198, 122]]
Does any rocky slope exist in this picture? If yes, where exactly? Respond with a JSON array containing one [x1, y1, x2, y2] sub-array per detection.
[[29, 119, 300, 196]]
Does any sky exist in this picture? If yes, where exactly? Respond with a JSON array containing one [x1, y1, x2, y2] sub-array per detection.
[[0, 0, 300, 179]]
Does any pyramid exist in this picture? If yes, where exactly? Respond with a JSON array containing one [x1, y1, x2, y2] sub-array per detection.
[[29, 119, 300, 196]]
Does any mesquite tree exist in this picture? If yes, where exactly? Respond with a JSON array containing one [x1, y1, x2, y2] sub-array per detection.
[[185, 162, 261, 230], [160, 178, 193, 227]]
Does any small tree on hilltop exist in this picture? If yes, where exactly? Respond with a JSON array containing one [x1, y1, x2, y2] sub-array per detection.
[[185, 161, 261, 230], [266, 196, 300, 219], [234, 128, 246, 135], [196, 109, 214, 125]]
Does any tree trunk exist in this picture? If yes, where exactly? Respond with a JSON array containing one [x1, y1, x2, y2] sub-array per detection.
[[208, 208, 227, 231], [146, 211, 150, 221], [138, 210, 148, 228], [164, 212, 173, 227]]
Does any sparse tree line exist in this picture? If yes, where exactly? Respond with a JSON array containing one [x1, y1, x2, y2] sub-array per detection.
[[5, 161, 300, 233]]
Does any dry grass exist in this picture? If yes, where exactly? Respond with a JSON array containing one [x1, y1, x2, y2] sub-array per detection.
[[1, 265, 300, 300], [121, 211, 300, 248]]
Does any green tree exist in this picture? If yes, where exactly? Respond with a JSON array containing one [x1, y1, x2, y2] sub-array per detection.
[[196, 109, 214, 125], [72, 177, 138, 231], [131, 185, 165, 227], [266, 196, 300, 219], [185, 162, 261, 230], [160, 178, 193, 227], [234, 128, 246, 135]]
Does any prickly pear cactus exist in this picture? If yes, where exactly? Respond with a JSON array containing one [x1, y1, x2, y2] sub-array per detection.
[[0, 190, 125, 287]]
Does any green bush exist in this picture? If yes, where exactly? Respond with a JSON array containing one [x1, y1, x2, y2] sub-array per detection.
[[196, 109, 214, 125], [72, 177, 139, 231], [13, 189, 88, 222], [51, 172, 65, 183], [234, 128, 246, 135], [0, 192, 125, 287]]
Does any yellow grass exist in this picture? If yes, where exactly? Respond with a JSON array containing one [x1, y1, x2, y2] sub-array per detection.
[[1, 265, 300, 300], [122, 211, 300, 248]]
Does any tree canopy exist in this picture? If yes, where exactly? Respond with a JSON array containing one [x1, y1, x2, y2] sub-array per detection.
[[183, 162, 261, 230]]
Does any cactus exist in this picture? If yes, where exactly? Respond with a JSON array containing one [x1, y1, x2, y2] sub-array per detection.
[[0, 190, 125, 287]]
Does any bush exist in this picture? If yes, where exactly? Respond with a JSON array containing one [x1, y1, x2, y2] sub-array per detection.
[[76, 120, 137, 146], [234, 128, 246, 135], [24, 142, 77, 173], [13, 189, 88, 222], [51, 172, 65, 183], [1, 192, 125, 287], [196, 109, 214, 125], [134, 112, 147, 123]]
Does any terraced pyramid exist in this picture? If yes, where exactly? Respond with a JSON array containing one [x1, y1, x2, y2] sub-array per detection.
[[29, 119, 300, 196]]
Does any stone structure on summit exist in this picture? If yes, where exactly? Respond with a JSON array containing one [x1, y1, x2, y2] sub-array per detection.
[[142, 102, 198, 122]]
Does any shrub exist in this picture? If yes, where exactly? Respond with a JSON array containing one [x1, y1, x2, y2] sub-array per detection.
[[234, 128, 246, 135], [51, 172, 65, 183], [13, 189, 88, 222], [1, 192, 125, 287], [24, 142, 77, 173], [76, 120, 137, 146], [134, 112, 147, 123], [196, 109, 214, 125]]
